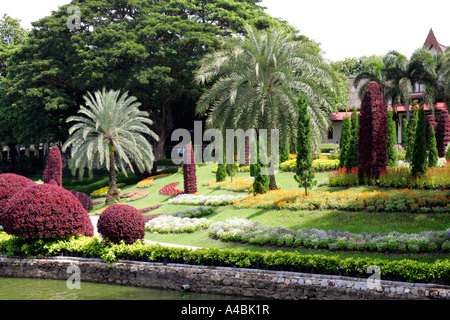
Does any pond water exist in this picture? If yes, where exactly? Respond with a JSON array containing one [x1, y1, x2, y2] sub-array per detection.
[[0, 277, 253, 300]]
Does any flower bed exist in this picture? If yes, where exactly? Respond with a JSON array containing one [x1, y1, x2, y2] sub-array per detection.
[[209, 218, 450, 253], [90, 184, 124, 198], [202, 177, 254, 192], [120, 190, 150, 202], [280, 157, 340, 172], [168, 206, 216, 218], [136, 179, 156, 188], [168, 194, 247, 206], [159, 182, 183, 196], [233, 189, 450, 213], [329, 162, 450, 189], [145, 215, 212, 233]]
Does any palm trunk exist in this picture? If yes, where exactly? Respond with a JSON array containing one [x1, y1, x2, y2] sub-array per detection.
[[106, 145, 120, 204]]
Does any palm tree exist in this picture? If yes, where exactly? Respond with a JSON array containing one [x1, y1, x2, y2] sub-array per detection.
[[408, 48, 447, 117], [383, 50, 412, 120], [194, 24, 340, 190], [62, 88, 159, 203]]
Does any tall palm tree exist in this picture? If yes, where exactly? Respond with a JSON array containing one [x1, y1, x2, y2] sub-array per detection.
[[62, 88, 159, 203], [408, 48, 447, 117], [194, 25, 340, 190], [383, 50, 412, 119]]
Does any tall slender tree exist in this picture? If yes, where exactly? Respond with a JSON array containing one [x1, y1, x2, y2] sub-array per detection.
[[345, 107, 359, 171], [411, 106, 427, 176], [62, 88, 158, 203], [294, 95, 316, 195], [428, 125, 438, 168], [339, 115, 351, 168], [386, 111, 397, 167]]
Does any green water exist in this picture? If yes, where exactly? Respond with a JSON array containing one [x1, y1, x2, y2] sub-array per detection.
[[0, 277, 253, 300]]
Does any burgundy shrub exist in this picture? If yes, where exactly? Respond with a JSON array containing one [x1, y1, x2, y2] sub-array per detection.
[[97, 204, 145, 244], [183, 143, 197, 194], [43, 146, 62, 186], [357, 82, 387, 180], [0, 173, 35, 224], [436, 109, 450, 157], [70, 190, 93, 211], [2, 184, 94, 238], [425, 115, 437, 148]]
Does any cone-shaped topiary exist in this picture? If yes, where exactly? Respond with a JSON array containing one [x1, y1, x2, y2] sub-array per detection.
[[357, 82, 387, 180], [70, 190, 93, 211], [97, 204, 145, 244], [428, 125, 438, 168], [183, 143, 197, 194], [425, 115, 437, 148], [412, 106, 427, 176], [216, 163, 227, 182], [43, 146, 62, 186], [387, 111, 397, 167], [0, 173, 35, 225], [2, 184, 94, 238], [436, 109, 450, 158], [345, 107, 359, 171], [339, 115, 351, 169]]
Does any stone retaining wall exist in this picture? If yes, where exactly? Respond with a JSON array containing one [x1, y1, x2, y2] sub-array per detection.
[[1, 256, 449, 300]]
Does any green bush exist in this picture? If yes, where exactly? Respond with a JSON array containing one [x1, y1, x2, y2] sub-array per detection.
[[320, 143, 339, 153], [1, 232, 448, 284]]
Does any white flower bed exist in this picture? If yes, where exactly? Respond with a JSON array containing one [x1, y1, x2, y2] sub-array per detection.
[[168, 194, 247, 206], [145, 215, 212, 234]]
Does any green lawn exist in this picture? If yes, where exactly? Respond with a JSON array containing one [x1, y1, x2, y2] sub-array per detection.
[[85, 163, 450, 263]]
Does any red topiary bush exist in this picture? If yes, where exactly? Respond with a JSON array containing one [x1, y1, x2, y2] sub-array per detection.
[[183, 143, 197, 194], [436, 109, 450, 157], [97, 204, 145, 244], [2, 184, 94, 238], [0, 173, 35, 224], [358, 82, 387, 180], [70, 190, 93, 211], [43, 146, 62, 186]]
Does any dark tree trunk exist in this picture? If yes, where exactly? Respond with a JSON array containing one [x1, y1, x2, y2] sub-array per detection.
[[106, 145, 120, 204]]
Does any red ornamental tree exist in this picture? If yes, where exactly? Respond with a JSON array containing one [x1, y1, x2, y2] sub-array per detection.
[[436, 109, 450, 157], [183, 143, 197, 194], [357, 82, 388, 180], [425, 115, 437, 148], [2, 184, 94, 238], [0, 173, 35, 224], [43, 146, 62, 186]]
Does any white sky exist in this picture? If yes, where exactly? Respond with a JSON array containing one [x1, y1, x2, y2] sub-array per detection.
[[1, 0, 449, 62]]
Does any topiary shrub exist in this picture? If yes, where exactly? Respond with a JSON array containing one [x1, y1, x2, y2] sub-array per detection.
[[97, 204, 145, 244], [2, 184, 94, 238], [0, 173, 35, 225], [436, 109, 450, 158], [43, 146, 62, 186], [425, 115, 437, 148], [70, 190, 93, 211], [357, 82, 387, 181]]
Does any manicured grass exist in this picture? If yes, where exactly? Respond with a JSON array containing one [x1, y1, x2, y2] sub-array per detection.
[[83, 163, 450, 264]]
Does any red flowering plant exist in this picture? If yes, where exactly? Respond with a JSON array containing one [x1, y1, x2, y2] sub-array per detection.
[[0, 173, 35, 224], [43, 146, 62, 186], [2, 184, 94, 238], [97, 204, 145, 244], [159, 182, 184, 196]]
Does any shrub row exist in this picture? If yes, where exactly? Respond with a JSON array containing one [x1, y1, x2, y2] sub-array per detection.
[[0, 232, 449, 284]]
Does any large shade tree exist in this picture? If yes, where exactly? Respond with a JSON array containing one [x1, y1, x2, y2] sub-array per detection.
[[62, 88, 158, 204], [0, 0, 283, 158], [195, 24, 344, 189]]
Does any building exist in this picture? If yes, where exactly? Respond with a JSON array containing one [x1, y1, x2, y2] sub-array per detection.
[[326, 29, 447, 145]]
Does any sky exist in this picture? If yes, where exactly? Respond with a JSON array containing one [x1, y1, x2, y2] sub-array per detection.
[[1, 0, 449, 62]]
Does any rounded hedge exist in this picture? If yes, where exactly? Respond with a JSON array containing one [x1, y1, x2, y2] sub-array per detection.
[[97, 204, 145, 244], [70, 190, 93, 211], [2, 184, 94, 238], [0, 173, 35, 224]]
